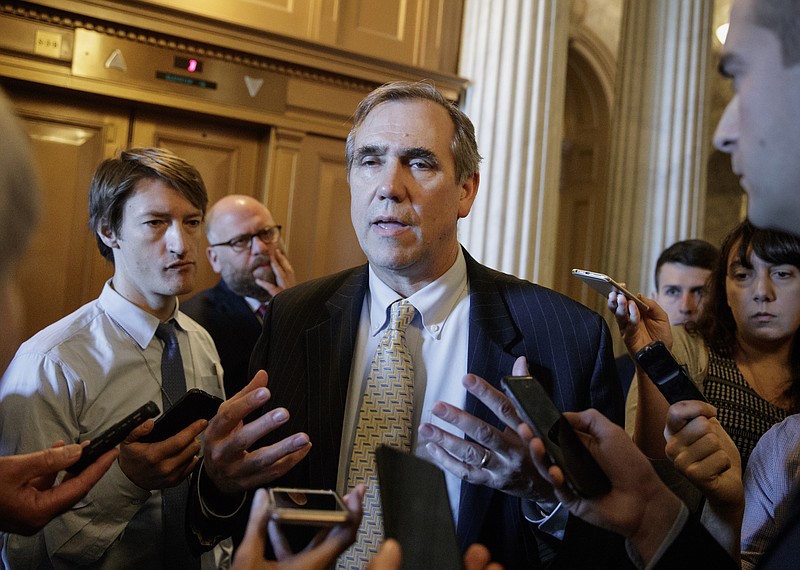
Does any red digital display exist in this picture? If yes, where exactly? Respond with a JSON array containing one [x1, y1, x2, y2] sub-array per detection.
[[174, 56, 203, 73]]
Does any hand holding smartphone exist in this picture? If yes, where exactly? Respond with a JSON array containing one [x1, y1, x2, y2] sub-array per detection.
[[571, 268, 649, 312], [268, 488, 349, 526], [502, 376, 610, 498], [635, 341, 707, 404], [66, 401, 160, 474], [138, 388, 222, 443]]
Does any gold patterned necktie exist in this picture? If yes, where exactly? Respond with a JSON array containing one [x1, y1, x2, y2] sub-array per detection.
[[337, 299, 416, 569]]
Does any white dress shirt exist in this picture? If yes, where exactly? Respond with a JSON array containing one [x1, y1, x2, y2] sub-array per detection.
[[338, 248, 470, 520], [0, 281, 228, 569]]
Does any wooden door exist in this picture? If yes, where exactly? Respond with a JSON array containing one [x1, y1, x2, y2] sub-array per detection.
[[5, 85, 361, 344], [5, 88, 129, 341], [266, 130, 365, 283]]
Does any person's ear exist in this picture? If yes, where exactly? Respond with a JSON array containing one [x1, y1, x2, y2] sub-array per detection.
[[97, 222, 119, 249], [207, 246, 223, 274], [457, 172, 480, 219]]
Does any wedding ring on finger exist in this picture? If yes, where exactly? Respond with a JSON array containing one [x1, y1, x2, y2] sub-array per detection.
[[478, 448, 492, 469]]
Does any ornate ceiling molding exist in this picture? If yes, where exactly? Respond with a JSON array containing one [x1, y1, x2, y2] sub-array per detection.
[[1, 1, 377, 93]]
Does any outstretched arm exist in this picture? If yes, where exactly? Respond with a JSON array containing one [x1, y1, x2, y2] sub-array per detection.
[[0, 443, 117, 535], [608, 292, 675, 459], [518, 409, 683, 565]]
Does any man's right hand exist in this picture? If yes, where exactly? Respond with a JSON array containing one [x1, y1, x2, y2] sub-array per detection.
[[203, 370, 311, 494], [258, 248, 296, 297], [519, 409, 683, 566], [118, 416, 205, 490], [0, 443, 117, 535]]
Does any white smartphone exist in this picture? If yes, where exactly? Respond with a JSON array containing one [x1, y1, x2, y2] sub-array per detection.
[[571, 268, 649, 312], [268, 487, 349, 526]]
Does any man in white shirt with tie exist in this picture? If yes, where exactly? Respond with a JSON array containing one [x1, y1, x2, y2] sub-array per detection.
[[193, 81, 623, 569], [0, 148, 228, 568]]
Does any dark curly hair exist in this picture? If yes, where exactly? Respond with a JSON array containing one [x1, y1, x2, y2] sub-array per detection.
[[688, 220, 800, 411]]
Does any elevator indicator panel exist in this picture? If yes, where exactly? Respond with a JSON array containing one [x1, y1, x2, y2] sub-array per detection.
[[156, 71, 216, 90], [174, 56, 202, 73], [72, 28, 287, 112]]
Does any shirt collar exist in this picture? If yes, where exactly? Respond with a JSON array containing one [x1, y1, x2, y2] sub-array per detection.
[[367, 247, 468, 340], [99, 280, 190, 349]]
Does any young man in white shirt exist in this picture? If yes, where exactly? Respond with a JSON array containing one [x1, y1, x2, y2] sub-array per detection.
[[0, 148, 227, 569]]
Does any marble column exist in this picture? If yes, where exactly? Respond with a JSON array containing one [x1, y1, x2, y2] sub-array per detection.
[[458, 0, 570, 287], [603, 0, 714, 297]]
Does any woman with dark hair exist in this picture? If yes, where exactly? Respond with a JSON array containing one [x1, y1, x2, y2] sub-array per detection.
[[624, 219, 800, 466]]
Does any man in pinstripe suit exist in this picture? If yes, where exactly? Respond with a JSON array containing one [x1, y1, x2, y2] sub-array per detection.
[[196, 81, 625, 569]]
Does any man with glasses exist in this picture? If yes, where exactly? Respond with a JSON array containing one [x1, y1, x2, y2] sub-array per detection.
[[183, 194, 296, 396]]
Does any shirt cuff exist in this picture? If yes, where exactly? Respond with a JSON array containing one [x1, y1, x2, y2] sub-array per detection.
[[626, 502, 690, 570], [522, 499, 568, 540], [197, 463, 248, 520]]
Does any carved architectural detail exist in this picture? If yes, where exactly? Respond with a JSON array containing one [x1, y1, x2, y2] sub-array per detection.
[[1, 1, 376, 93]]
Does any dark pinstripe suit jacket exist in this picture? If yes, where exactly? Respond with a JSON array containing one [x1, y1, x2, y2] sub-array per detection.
[[246, 249, 627, 569], [182, 279, 263, 397]]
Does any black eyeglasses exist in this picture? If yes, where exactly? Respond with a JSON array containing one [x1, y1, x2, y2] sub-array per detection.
[[209, 226, 282, 253]]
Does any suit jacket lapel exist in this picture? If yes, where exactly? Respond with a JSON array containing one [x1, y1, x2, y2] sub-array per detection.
[[457, 252, 522, 547], [305, 266, 369, 488]]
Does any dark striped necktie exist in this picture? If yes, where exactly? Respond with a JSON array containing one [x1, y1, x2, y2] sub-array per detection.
[[154, 321, 199, 569]]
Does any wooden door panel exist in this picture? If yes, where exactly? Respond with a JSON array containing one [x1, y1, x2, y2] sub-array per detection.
[[276, 133, 365, 283], [6, 87, 359, 345], [553, 50, 611, 311], [6, 90, 129, 341]]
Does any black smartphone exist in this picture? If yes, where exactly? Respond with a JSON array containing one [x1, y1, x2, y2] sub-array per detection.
[[502, 376, 611, 498], [635, 341, 707, 404], [66, 401, 160, 474], [376, 446, 464, 570], [268, 488, 349, 526], [138, 388, 222, 443]]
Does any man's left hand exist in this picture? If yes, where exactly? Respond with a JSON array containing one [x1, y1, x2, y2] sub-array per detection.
[[418, 356, 555, 502]]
